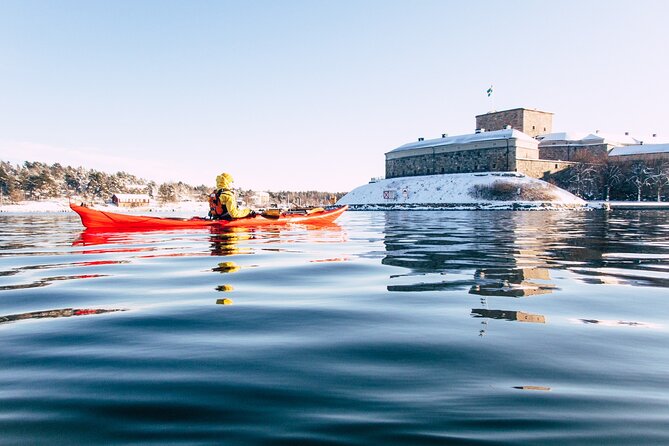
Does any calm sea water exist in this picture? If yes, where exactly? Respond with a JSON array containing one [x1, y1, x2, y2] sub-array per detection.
[[1, 210, 668, 445]]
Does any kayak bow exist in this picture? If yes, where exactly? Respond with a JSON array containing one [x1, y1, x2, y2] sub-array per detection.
[[70, 203, 347, 230]]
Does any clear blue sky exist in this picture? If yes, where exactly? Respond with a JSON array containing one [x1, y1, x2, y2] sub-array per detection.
[[1, 0, 667, 191]]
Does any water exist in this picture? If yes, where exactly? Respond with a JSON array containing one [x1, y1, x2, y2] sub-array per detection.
[[1, 210, 668, 445]]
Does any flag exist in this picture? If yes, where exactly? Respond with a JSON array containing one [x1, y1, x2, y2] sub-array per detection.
[[487, 85, 493, 97]]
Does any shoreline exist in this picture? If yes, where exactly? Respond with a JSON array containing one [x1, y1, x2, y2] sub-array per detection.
[[2, 199, 668, 213], [0, 199, 210, 215]]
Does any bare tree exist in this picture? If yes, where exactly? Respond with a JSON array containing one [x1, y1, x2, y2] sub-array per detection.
[[628, 161, 652, 202], [568, 163, 598, 199], [598, 163, 623, 202], [649, 162, 669, 202]]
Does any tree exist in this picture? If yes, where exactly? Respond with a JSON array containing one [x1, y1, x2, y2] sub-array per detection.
[[649, 162, 669, 202], [0, 163, 11, 198], [598, 163, 623, 202], [19, 162, 58, 200], [86, 171, 110, 199], [567, 163, 598, 199], [145, 181, 157, 198], [158, 182, 177, 203], [628, 161, 652, 202]]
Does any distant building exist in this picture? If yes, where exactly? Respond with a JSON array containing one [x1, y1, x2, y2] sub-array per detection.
[[537, 132, 641, 162], [385, 129, 572, 180], [111, 193, 151, 207], [249, 191, 270, 208], [609, 143, 669, 165], [475, 108, 553, 138], [385, 106, 665, 184]]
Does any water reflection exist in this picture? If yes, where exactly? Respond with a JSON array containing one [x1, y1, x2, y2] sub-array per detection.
[[213, 261, 241, 273], [0, 307, 125, 325], [383, 210, 669, 291], [576, 318, 659, 329], [470, 267, 555, 297], [471, 309, 546, 324], [68, 223, 346, 308], [0, 273, 107, 291], [382, 210, 669, 334], [382, 210, 564, 296], [209, 227, 255, 256]]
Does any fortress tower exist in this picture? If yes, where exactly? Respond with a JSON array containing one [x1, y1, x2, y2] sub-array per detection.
[[476, 108, 553, 138]]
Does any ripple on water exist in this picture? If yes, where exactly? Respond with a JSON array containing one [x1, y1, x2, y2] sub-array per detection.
[[0, 210, 669, 444]]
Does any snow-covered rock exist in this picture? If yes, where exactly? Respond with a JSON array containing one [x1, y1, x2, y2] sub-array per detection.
[[337, 172, 585, 210]]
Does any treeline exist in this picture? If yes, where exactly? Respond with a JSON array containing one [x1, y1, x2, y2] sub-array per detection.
[[0, 160, 212, 203], [549, 158, 669, 202], [0, 161, 346, 206], [247, 190, 347, 208]]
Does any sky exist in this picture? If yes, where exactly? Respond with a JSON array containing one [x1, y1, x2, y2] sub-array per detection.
[[1, 0, 667, 192]]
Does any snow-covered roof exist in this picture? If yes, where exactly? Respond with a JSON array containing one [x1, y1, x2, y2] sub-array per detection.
[[582, 133, 641, 145], [387, 129, 536, 154], [537, 132, 590, 142], [609, 144, 669, 157], [538, 132, 641, 146], [112, 193, 151, 200]]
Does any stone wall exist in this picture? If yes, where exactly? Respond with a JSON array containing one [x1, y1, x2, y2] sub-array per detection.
[[476, 108, 553, 137], [386, 154, 573, 180], [516, 159, 575, 179], [386, 146, 515, 179], [522, 111, 553, 137], [609, 152, 669, 165], [476, 109, 523, 133], [539, 144, 609, 162]]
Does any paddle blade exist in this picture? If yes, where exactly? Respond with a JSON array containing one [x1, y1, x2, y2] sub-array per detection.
[[261, 209, 281, 219]]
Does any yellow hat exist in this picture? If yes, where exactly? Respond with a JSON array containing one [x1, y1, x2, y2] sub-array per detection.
[[216, 172, 234, 189]]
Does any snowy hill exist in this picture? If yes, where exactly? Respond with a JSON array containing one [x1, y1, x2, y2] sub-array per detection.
[[337, 172, 586, 210]]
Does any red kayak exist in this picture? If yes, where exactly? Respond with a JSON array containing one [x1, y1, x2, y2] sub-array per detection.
[[70, 203, 347, 230]]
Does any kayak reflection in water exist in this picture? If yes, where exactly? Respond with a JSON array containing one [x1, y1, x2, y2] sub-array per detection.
[[208, 172, 256, 220], [0, 308, 126, 325], [209, 226, 255, 256]]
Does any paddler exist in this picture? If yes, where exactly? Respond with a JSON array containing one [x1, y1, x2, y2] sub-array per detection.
[[209, 173, 256, 220]]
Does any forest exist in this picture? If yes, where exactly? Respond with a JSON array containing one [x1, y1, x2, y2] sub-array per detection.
[[548, 158, 669, 202], [0, 161, 345, 207]]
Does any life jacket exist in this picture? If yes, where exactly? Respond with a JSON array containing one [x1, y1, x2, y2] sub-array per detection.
[[208, 188, 231, 220]]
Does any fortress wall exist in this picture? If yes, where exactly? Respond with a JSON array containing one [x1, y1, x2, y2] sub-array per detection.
[[516, 159, 574, 179], [539, 144, 610, 162], [386, 146, 515, 179], [609, 152, 669, 165]]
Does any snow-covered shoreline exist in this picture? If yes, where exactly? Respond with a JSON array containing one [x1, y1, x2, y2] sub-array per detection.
[[0, 199, 210, 215], [3, 173, 667, 214]]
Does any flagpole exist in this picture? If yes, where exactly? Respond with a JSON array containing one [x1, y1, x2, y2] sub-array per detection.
[[487, 85, 494, 112]]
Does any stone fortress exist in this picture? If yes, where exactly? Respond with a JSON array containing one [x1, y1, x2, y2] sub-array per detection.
[[385, 107, 669, 180]]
